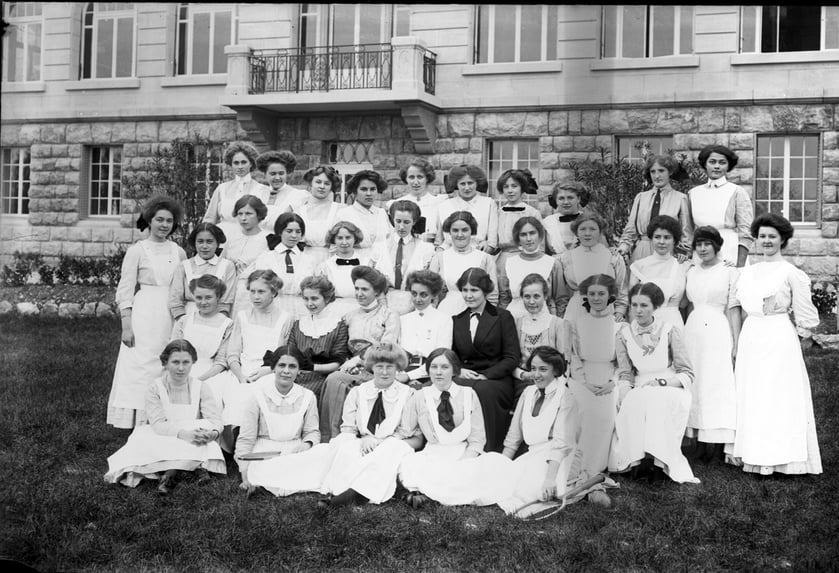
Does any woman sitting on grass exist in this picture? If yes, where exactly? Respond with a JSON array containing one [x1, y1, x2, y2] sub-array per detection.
[[236, 346, 336, 498], [105, 340, 226, 495]]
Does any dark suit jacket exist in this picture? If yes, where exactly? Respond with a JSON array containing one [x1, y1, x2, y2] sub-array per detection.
[[452, 302, 521, 381]]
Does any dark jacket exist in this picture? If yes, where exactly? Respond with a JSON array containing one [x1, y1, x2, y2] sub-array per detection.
[[452, 302, 521, 381]]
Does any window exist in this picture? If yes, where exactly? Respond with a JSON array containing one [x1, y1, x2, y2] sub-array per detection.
[[3, 2, 43, 82], [754, 135, 820, 225], [300, 4, 393, 49], [1, 148, 31, 215], [476, 5, 558, 64], [486, 140, 541, 196], [326, 142, 374, 204], [176, 4, 234, 75], [88, 146, 123, 217], [81, 3, 135, 79], [616, 136, 674, 164], [741, 6, 839, 53], [394, 4, 411, 37], [603, 5, 693, 58]]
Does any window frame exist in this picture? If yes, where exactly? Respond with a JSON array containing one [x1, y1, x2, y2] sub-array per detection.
[[740, 6, 839, 53], [81, 2, 137, 80], [0, 147, 32, 216], [485, 139, 542, 200], [299, 3, 396, 50], [85, 145, 124, 218], [753, 134, 821, 228], [475, 4, 558, 65], [175, 3, 236, 76], [602, 5, 694, 59], [614, 135, 675, 164], [3, 2, 44, 83]]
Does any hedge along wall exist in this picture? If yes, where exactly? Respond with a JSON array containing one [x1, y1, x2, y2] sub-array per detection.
[[1, 103, 838, 280]]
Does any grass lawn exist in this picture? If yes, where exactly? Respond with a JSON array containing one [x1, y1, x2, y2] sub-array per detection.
[[1, 315, 837, 572]]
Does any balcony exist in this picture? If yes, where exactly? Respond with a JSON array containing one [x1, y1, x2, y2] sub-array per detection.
[[221, 37, 441, 153]]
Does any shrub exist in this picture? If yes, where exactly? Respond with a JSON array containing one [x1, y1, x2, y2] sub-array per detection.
[[812, 281, 838, 316], [1, 249, 125, 287]]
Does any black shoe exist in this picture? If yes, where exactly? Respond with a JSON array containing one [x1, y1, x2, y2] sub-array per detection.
[[193, 468, 211, 484], [157, 475, 176, 495]]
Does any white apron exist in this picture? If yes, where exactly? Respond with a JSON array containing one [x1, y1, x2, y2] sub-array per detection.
[[690, 184, 742, 266], [182, 258, 234, 316], [180, 312, 233, 405], [105, 378, 225, 486], [608, 323, 698, 483], [505, 255, 556, 319], [631, 258, 684, 328], [564, 246, 613, 323]]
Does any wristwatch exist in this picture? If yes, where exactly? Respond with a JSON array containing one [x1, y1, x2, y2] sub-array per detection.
[[656, 378, 668, 387]]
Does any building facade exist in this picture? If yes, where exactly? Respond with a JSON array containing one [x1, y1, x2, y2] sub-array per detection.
[[2, 3, 838, 279]]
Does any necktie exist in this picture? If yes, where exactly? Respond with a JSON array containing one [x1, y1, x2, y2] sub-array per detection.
[[366, 391, 386, 434], [502, 206, 526, 212], [336, 258, 360, 266], [394, 238, 404, 290], [469, 312, 480, 341], [437, 390, 455, 432], [558, 213, 580, 223], [284, 249, 294, 273], [650, 189, 661, 220], [532, 387, 546, 417]]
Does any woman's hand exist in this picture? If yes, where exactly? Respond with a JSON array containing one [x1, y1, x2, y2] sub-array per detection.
[[395, 372, 410, 384], [246, 367, 271, 384], [675, 253, 690, 263], [290, 442, 313, 454], [459, 368, 486, 380], [540, 478, 557, 501], [800, 337, 814, 352], [233, 259, 249, 274], [460, 449, 480, 460], [120, 325, 135, 347], [340, 358, 361, 374], [360, 435, 380, 455], [177, 429, 206, 445], [613, 313, 626, 323]]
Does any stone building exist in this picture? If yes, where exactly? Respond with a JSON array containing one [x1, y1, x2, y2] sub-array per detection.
[[1, 3, 838, 279]]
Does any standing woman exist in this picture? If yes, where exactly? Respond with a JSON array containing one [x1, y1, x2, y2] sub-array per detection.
[[429, 211, 499, 317], [608, 282, 698, 484], [338, 170, 392, 250], [688, 144, 754, 267], [498, 217, 563, 319], [542, 181, 587, 255], [451, 268, 521, 453], [556, 212, 627, 323], [684, 226, 741, 464], [383, 200, 435, 315], [617, 154, 693, 263], [628, 215, 691, 329], [109, 196, 187, 429], [255, 150, 309, 233], [203, 142, 270, 243], [389, 157, 445, 243], [435, 164, 498, 253], [254, 212, 316, 319], [223, 194, 270, 316], [494, 169, 542, 272], [732, 213, 821, 475], [294, 165, 344, 266]]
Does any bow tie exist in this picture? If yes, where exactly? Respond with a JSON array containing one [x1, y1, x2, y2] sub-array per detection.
[[502, 206, 526, 212], [635, 323, 656, 336], [558, 213, 580, 223], [336, 258, 360, 266]]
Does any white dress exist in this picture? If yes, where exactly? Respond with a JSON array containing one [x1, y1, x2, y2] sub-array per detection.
[[431, 248, 498, 316], [241, 386, 337, 496], [105, 378, 225, 486], [501, 253, 558, 320], [223, 230, 270, 317], [559, 244, 627, 323], [567, 311, 619, 475], [629, 254, 689, 329], [108, 240, 184, 428], [320, 381, 415, 504], [608, 321, 698, 483], [261, 185, 309, 233], [293, 201, 344, 266], [398, 385, 511, 506], [204, 177, 271, 243], [732, 261, 822, 475], [684, 263, 739, 447], [174, 311, 233, 407], [316, 250, 385, 318], [253, 246, 316, 319]]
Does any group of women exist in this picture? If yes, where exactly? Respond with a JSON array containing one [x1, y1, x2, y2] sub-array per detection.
[[104, 142, 823, 516]]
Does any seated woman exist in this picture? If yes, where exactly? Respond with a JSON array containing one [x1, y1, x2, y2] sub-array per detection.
[[497, 346, 609, 517], [319, 266, 400, 442], [222, 270, 294, 433], [608, 282, 698, 484], [566, 274, 620, 476], [498, 217, 562, 320], [254, 212, 317, 319], [398, 348, 512, 508], [556, 212, 627, 323], [429, 211, 499, 317], [628, 215, 691, 329], [316, 220, 389, 318], [319, 342, 416, 507], [168, 222, 236, 320], [451, 268, 521, 453], [236, 346, 337, 497], [170, 275, 233, 405], [513, 273, 569, 401], [105, 340, 225, 495], [286, 275, 350, 401], [396, 270, 452, 389], [383, 200, 435, 316]]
